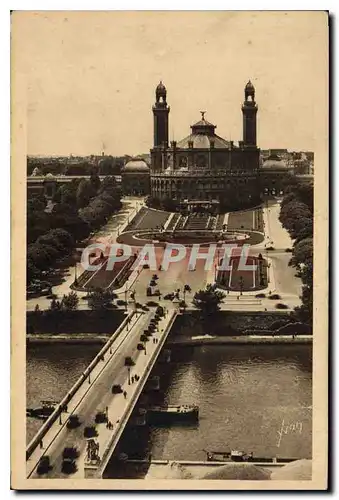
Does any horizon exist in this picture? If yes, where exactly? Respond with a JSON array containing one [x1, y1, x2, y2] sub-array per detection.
[[14, 11, 327, 156]]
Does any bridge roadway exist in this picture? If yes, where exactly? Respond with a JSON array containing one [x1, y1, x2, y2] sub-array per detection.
[[27, 306, 177, 479]]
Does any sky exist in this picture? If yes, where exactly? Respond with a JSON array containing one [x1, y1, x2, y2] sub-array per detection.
[[13, 11, 328, 156]]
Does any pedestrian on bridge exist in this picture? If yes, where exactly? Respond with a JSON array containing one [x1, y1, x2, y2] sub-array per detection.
[[123, 390, 127, 399]]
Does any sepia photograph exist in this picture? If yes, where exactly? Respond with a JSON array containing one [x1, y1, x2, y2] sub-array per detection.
[[11, 10, 328, 490]]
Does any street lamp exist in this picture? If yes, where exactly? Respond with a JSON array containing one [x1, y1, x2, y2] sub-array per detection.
[[239, 276, 244, 296], [74, 261, 78, 286], [128, 367, 131, 385], [124, 284, 128, 311]]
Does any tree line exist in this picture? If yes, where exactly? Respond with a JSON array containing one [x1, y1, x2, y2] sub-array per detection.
[[279, 181, 313, 324], [27, 174, 122, 284], [27, 156, 129, 176]]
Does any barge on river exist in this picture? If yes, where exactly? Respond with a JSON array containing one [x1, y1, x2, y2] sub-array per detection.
[[26, 400, 63, 420], [203, 449, 297, 463], [146, 404, 199, 424]]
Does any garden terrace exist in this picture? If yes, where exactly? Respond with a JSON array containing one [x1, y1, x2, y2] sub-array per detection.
[[216, 255, 268, 292], [117, 228, 264, 247], [184, 213, 210, 230], [215, 214, 225, 231], [125, 208, 170, 232], [165, 213, 180, 231], [75, 256, 135, 291], [173, 215, 186, 230], [228, 208, 264, 232]]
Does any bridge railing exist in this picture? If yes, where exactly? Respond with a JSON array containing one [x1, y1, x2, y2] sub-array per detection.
[[26, 310, 136, 461], [97, 308, 178, 475]]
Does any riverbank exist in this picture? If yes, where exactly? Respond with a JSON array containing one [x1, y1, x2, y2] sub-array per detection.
[[26, 333, 312, 345], [27, 334, 109, 345], [167, 334, 312, 346]]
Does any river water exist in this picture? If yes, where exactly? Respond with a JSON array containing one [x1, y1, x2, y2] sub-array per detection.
[[26, 343, 312, 464]]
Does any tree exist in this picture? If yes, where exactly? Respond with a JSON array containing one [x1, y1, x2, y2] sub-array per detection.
[[27, 257, 39, 284], [58, 184, 77, 206], [161, 197, 179, 212], [99, 176, 117, 194], [290, 238, 313, 269], [27, 243, 59, 270], [76, 179, 96, 209], [37, 228, 73, 253], [87, 289, 113, 311], [193, 284, 225, 317], [50, 298, 62, 311], [61, 291, 79, 311], [90, 171, 101, 192], [279, 185, 314, 325]]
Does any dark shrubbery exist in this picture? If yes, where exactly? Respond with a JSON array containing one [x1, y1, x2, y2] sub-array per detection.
[[270, 319, 291, 330], [279, 181, 313, 324], [27, 309, 125, 335], [276, 321, 311, 335]]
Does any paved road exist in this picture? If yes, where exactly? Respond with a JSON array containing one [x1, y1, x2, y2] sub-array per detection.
[[131, 247, 216, 305]]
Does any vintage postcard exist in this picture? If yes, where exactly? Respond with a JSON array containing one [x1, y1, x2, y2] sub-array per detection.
[[11, 10, 328, 490]]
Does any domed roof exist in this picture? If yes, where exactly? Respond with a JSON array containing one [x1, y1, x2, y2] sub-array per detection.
[[176, 111, 231, 149], [261, 158, 288, 170], [122, 159, 150, 173], [177, 133, 231, 149], [190, 112, 216, 135]]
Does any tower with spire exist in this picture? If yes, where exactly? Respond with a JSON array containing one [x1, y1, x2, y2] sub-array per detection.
[[152, 81, 170, 148], [241, 80, 258, 147]]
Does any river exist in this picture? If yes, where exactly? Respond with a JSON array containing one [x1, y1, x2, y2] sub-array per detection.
[[26, 343, 312, 467]]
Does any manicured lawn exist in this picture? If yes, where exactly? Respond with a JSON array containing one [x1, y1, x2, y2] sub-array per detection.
[[217, 255, 268, 291], [228, 208, 264, 232], [126, 208, 170, 231]]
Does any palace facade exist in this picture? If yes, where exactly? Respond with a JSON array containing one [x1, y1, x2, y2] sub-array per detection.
[[149, 81, 261, 210]]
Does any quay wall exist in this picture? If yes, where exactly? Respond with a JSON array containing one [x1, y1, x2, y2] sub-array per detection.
[[170, 311, 312, 338], [167, 335, 312, 346], [26, 311, 312, 344], [26, 309, 126, 335]]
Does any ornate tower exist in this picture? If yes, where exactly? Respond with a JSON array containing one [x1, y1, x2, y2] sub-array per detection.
[[152, 81, 170, 148], [242, 80, 258, 147]]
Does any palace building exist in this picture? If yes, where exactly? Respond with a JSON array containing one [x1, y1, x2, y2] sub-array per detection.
[[149, 80, 261, 211]]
